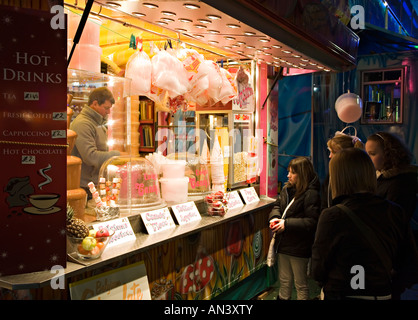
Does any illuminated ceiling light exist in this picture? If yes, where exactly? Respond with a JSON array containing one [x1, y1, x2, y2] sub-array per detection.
[[262, 46, 271, 50], [259, 38, 269, 42], [244, 31, 255, 36], [286, 62, 293, 65], [105, 2, 121, 8], [208, 40, 219, 44], [207, 14, 221, 20], [317, 66, 324, 69], [143, 3, 158, 9], [324, 69, 330, 72], [237, 50, 244, 54], [292, 54, 301, 58], [299, 63, 307, 66], [194, 24, 206, 29], [179, 18, 192, 23], [273, 56, 280, 60], [157, 21, 168, 26], [193, 34, 204, 38], [272, 44, 282, 48], [208, 29, 220, 34], [184, 3, 200, 9], [132, 12, 146, 17], [247, 54, 254, 57], [246, 45, 255, 49], [282, 50, 292, 54], [198, 19, 211, 24], [301, 58, 309, 62], [175, 28, 187, 33], [227, 24, 240, 28], [231, 44, 239, 48], [263, 52, 271, 55], [224, 46, 232, 50], [236, 41, 245, 45], [225, 36, 235, 40], [161, 11, 176, 16], [309, 62, 317, 65], [161, 17, 174, 22]]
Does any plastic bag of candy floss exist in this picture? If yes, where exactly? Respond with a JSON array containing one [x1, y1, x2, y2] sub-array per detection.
[[151, 48, 190, 98], [203, 60, 223, 105], [219, 68, 237, 105], [125, 46, 152, 96], [177, 47, 209, 87], [185, 75, 209, 106]]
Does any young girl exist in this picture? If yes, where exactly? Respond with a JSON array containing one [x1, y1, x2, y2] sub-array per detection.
[[269, 157, 321, 300]]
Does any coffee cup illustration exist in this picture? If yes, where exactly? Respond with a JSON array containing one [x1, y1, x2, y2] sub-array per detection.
[[24, 193, 61, 214]]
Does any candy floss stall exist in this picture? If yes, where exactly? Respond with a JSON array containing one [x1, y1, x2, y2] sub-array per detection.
[[0, 0, 358, 300]]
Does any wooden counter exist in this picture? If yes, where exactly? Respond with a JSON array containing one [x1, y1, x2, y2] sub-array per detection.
[[0, 196, 276, 300]]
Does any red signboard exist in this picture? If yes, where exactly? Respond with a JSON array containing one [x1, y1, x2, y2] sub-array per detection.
[[0, 6, 67, 276]]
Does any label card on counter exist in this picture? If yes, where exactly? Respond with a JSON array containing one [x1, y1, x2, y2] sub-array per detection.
[[171, 201, 201, 225], [239, 187, 260, 204], [92, 217, 136, 247], [69, 261, 151, 300], [227, 191, 244, 210], [141, 207, 176, 234]]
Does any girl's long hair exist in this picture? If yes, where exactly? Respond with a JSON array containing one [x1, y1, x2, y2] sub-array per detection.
[[329, 148, 376, 199], [285, 157, 316, 199]]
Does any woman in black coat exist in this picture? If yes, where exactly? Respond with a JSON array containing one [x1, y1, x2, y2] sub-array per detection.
[[269, 157, 320, 300], [365, 131, 417, 221], [311, 148, 418, 300]]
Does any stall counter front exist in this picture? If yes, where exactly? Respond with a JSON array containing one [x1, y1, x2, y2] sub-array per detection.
[[0, 196, 276, 300]]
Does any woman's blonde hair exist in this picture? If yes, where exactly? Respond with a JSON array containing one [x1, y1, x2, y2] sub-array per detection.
[[329, 148, 376, 199], [327, 134, 364, 154], [286, 157, 316, 199]]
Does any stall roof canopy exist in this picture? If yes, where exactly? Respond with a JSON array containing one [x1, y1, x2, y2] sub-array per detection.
[[357, 23, 418, 55], [66, 0, 359, 72]]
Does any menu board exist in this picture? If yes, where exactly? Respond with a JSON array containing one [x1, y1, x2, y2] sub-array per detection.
[[0, 6, 67, 276]]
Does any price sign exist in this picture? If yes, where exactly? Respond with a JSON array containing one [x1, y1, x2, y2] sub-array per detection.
[[226, 191, 244, 210], [92, 217, 136, 247], [171, 201, 201, 225], [239, 187, 260, 204], [140, 207, 176, 234]]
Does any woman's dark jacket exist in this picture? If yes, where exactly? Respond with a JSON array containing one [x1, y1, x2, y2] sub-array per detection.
[[268, 175, 320, 258], [311, 193, 418, 298], [376, 165, 417, 221]]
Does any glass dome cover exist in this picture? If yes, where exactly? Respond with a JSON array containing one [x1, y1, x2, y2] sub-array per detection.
[[99, 156, 166, 215]]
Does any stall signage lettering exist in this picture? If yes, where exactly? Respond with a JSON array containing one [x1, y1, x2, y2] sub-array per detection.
[[69, 261, 151, 300], [171, 201, 201, 225], [239, 187, 260, 204], [92, 217, 136, 247], [227, 191, 244, 210], [141, 207, 176, 234], [234, 113, 251, 123]]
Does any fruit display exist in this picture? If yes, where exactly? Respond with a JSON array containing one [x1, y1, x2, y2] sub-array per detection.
[[66, 204, 114, 259], [67, 225, 114, 260], [204, 191, 228, 216], [66, 203, 89, 238]]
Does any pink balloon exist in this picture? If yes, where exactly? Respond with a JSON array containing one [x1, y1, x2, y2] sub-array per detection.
[[335, 93, 363, 123]]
